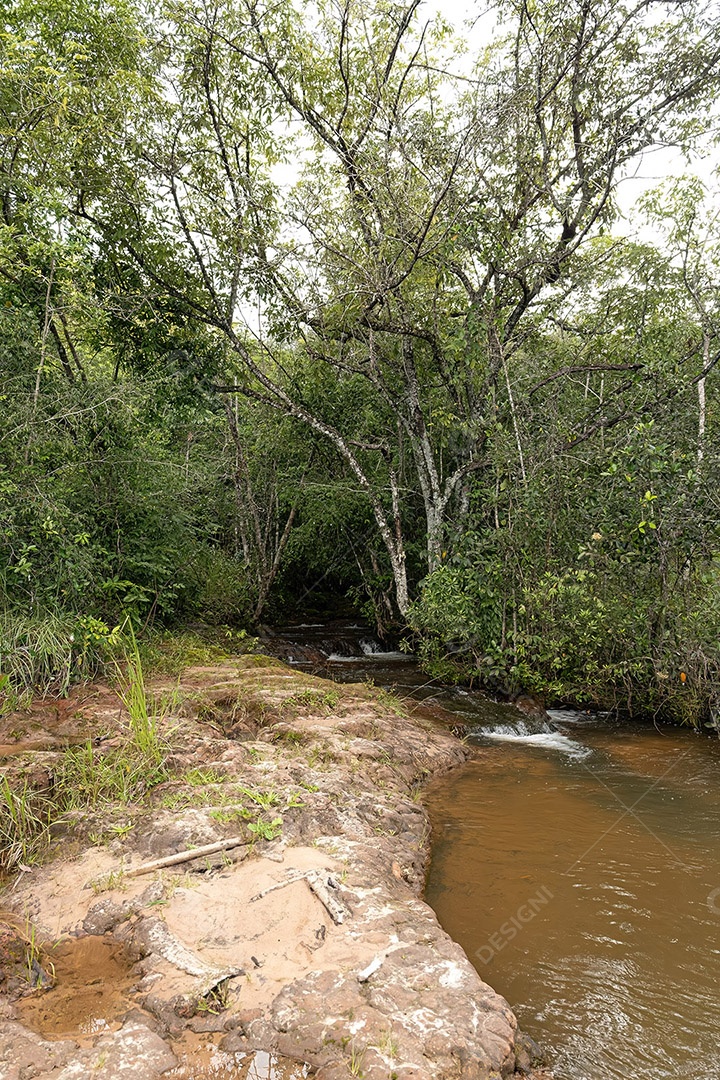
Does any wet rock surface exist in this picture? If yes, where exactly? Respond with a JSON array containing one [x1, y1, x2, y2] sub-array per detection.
[[1, 658, 551, 1078]]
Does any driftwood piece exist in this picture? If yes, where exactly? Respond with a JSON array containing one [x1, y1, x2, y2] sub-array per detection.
[[140, 917, 242, 983], [251, 869, 351, 925], [305, 870, 351, 925], [250, 873, 308, 902], [104, 836, 248, 885]]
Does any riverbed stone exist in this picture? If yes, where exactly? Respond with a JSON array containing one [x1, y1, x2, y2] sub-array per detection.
[[88, 1019, 177, 1077], [83, 883, 165, 935], [30, 1020, 178, 1079], [0, 1021, 77, 1078], [514, 1031, 546, 1074], [133, 807, 226, 858], [2, 659, 549, 1079]]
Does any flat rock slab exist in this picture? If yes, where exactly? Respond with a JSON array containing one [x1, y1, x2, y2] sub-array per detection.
[[0, 1019, 176, 1080], [2, 660, 549, 1079]]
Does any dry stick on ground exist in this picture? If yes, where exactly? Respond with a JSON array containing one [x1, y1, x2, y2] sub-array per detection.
[[121, 836, 249, 879], [249, 872, 309, 901], [305, 870, 351, 925], [97, 842, 351, 923]]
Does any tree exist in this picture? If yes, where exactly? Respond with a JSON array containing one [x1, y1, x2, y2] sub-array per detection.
[[22, 0, 720, 616], [641, 176, 720, 465], [408, 220, 720, 720], [0, 1, 260, 687]]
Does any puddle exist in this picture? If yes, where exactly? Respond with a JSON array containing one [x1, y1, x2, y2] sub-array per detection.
[[0, 736, 93, 758], [16, 935, 138, 1037], [168, 1045, 310, 1079], [16, 937, 310, 1076]]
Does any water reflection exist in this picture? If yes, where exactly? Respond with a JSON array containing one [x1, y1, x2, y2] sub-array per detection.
[[168, 1048, 310, 1079]]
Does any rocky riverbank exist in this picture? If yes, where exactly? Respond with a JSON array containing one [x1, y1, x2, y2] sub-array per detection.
[[0, 655, 551, 1079]]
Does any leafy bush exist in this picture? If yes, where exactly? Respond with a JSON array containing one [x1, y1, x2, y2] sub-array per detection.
[[410, 542, 720, 727]]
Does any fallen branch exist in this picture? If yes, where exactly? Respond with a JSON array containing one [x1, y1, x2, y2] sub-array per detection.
[[251, 869, 351, 924], [250, 872, 308, 902], [306, 870, 351, 925], [121, 836, 249, 880], [139, 916, 243, 982]]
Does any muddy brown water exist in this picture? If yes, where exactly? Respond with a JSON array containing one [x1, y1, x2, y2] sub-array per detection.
[[0, 736, 93, 757], [15, 935, 137, 1037], [272, 623, 720, 1080], [166, 1042, 310, 1079], [424, 720, 720, 1080]]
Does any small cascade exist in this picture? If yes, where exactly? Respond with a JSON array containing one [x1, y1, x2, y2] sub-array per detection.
[[486, 717, 555, 737], [359, 638, 410, 660], [479, 716, 591, 758], [261, 622, 412, 665], [323, 637, 364, 659]]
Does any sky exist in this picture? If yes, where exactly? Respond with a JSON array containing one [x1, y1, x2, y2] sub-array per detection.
[[417, 0, 718, 243]]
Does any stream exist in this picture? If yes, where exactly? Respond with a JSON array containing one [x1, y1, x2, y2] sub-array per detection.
[[270, 622, 720, 1080]]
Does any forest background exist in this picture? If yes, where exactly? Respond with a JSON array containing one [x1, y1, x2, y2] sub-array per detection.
[[3, 0, 720, 726]]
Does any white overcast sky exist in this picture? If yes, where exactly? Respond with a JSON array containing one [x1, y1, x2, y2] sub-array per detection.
[[417, 0, 718, 241]]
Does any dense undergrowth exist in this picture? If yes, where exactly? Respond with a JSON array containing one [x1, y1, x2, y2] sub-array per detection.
[[408, 438, 720, 730], [409, 573, 720, 729], [0, 614, 253, 699]]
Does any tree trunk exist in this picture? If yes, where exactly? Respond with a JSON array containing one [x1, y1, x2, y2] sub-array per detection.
[[698, 332, 709, 466]]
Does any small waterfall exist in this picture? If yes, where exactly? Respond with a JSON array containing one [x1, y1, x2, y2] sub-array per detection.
[[480, 716, 591, 758], [359, 639, 410, 660], [261, 622, 412, 664], [487, 718, 556, 738], [323, 637, 363, 659]]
